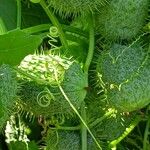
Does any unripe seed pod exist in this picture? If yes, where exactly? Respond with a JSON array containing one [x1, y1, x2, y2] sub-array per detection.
[[47, 0, 107, 17], [96, 44, 150, 112], [96, 0, 149, 40], [18, 54, 87, 117], [18, 54, 72, 85]]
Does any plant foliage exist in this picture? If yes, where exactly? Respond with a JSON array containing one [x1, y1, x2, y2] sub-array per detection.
[[0, 0, 150, 150]]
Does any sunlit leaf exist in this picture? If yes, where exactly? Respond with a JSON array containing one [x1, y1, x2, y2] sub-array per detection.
[[0, 29, 41, 66]]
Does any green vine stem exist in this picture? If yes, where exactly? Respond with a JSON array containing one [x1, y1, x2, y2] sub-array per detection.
[[56, 81, 102, 150], [108, 116, 142, 149], [84, 13, 95, 74], [16, 0, 21, 29], [22, 24, 88, 44], [22, 24, 51, 34], [80, 12, 95, 150], [125, 137, 142, 150], [40, 0, 69, 51], [63, 25, 88, 38], [90, 109, 116, 128], [53, 68, 102, 150], [22, 24, 88, 38], [143, 117, 150, 149], [81, 101, 87, 150], [51, 125, 81, 131]]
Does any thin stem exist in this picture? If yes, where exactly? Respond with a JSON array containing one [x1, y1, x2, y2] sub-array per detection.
[[81, 102, 87, 150], [22, 23, 88, 38], [40, 0, 69, 51], [125, 137, 142, 150], [16, 0, 21, 29], [53, 69, 102, 150], [84, 13, 95, 73], [143, 118, 150, 150], [90, 109, 116, 128], [57, 83, 102, 150], [63, 25, 88, 38], [22, 24, 87, 44], [22, 24, 51, 34], [51, 125, 81, 131], [108, 116, 141, 149], [80, 13, 95, 150]]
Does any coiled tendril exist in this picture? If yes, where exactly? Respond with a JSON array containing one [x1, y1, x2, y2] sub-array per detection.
[[47, 26, 59, 50], [37, 87, 55, 107]]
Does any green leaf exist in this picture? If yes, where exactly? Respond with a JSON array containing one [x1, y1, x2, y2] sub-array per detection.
[[9, 141, 38, 150], [9, 141, 27, 150], [45, 129, 103, 150], [0, 29, 41, 66], [8, 141, 38, 150], [21, 3, 49, 28], [61, 62, 87, 109], [0, 0, 17, 31], [45, 130, 81, 150], [28, 141, 39, 150]]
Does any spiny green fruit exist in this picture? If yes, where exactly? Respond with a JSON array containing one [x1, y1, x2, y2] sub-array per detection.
[[47, 0, 107, 17], [18, 54, 73, 85], [96, 0, 149, 40], [0, 65, 18, 130], [88, 113, 136, 149], [85, 90, 136, 144], [96, 43, 150, 112], [18, 54, 87, 117], [92, 112, 136, 142]]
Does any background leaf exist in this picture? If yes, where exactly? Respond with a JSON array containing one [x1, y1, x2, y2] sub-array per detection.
[[8, 141, 38, 150], [0, 0, 17, 31], [0, 29, 41, 66], [21, 2, 49, 28]]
